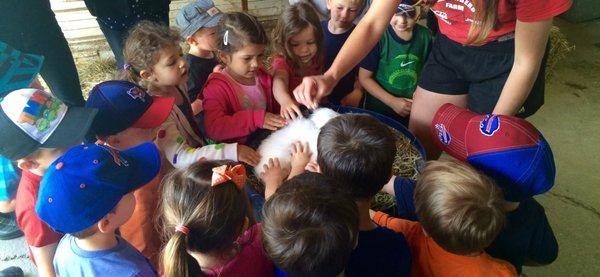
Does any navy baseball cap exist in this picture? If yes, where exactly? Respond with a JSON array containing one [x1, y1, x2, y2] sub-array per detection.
[[36, 143, 161, 233], [86, 80, 174, 137], [176, 0, 222, 37], [396, 0, 418, 18], [431, 104, 556, 202], [0, 41, 44, 96]]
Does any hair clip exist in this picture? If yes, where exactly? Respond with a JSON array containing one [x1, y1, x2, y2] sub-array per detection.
[[123, 63, 132, 71], [211, 164, 246, 189], [175, 225, 190, 235], [223, 30, 229, 46]]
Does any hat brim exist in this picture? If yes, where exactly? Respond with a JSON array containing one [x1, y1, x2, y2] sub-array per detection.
[[430, 103, 476, 161], [121, 142, 162, 192], [131, 96, 175, 129], [181, 13, 222, 37], [43, 107, 98, 150]]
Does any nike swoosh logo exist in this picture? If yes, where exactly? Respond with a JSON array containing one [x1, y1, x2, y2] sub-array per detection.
[[400, 61, 415, 67]]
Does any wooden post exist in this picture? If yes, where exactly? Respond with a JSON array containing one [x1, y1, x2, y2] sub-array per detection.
[[242, 0, 248, 11]]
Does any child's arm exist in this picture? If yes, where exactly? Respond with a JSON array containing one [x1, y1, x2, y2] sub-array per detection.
[[372, 210, 420, 238], [288, 141, 311, 179], [155, 115, 246, 168], [30, 244, 58, 277], [261, 158, 290, 199], [340, 79, 364, 107], [273, 68, 302, 120], [190, 98, 203, 116], [203, 84, 269, 141], [358, 68, 412, 117]]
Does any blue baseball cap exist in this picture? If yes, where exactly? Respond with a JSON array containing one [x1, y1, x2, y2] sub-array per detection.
[[431, 104, 556, 202], [176, 0, 222, 37], [0, 41, 44, 96], [86, 80, 174, 137], [35, 142, 161, 233]]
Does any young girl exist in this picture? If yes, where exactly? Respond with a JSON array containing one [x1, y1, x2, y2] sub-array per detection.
[[271, 2, 324, 120], [160, 160, 273, 277], [203, 12, 285, 144], [119, 21, 260, 168]]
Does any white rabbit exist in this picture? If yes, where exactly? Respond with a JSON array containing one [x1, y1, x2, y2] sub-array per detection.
[[254, 108, 339, 176]]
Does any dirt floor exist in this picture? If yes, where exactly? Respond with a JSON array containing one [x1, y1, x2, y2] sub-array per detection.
[[1, 17, 599, 277]]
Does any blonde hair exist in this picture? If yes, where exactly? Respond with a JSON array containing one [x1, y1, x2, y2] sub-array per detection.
[[271, 1, 324, 70], [159, 160, 252, 277], [119, 21, 182, 88], [415, 159, 505, 255], [466, 0, 500, 45]]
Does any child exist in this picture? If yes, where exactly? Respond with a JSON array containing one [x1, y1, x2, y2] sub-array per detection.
[[431, 103, 559, 273], [373, 160, 516, 276], [203, 12, 285, 143], [0, 88, 97, 276], [317, 114, 411, 276], [272, 2, 324, 120], [321, 0, 364, 106], [85, 80, 175, 267], [120, 21, 204, 149], [160, 160, 273, 277], [35, 143, 160, 276], [358, 1, 431, 125], [262, 172, 359, 277], [118, 25, 262, 167], [176, 0, 222, 103]]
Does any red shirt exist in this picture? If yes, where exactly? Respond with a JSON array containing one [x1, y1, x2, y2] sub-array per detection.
[[15, 170, 62, 263], [431, 0, 572, 44], [272, 56, 322, 95]]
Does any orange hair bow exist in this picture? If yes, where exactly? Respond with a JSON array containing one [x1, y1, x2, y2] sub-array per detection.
[[211, 164, 247, 189]]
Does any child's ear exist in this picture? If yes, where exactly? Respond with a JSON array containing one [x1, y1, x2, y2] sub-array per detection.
[[217, 51, 230, 65], [325, 0, 333, 10], [17, 159, 38, 171], [185, 35, 196, 46], [139, 69, 154, 82], [97, 212, 118, 234], [105, 135, 121, 149]]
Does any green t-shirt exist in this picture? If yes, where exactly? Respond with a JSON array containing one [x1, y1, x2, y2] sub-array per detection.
[[362, 24, 431, 120]]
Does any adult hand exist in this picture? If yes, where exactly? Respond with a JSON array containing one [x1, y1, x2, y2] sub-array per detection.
[[237, 144, 261, 166], [389, 97, 413, 117], [293, 74, 337, 109], [262, 112, 286, 130]]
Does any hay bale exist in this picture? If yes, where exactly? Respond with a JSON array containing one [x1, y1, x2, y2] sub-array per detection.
[[546, 26, 575, 79], [77, 58, 118, 98]]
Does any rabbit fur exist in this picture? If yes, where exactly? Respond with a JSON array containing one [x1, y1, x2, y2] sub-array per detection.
[[254, 108, 339, 176]]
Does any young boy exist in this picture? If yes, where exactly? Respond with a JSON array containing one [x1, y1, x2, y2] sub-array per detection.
[[358, 0, 431, 125], [373, 160, 517, 276], [317, 114, 411, 276], [35, 143, 160, 276], [321, 0, 364, 106], [431, 103, 559, 273], [0, 88, 97, 276], [262, 172, 359, 277], [176, 0, 222, 111], [85, 80, 174, 267]]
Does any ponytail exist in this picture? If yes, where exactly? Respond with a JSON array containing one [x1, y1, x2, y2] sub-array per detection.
[[465, 0, 499, 45], [161, 232, 198, 277]]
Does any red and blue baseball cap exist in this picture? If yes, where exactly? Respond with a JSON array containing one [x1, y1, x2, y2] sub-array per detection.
[[35, 142, 161, 233], [431, 104, 555, 202], [85, 80, 174, 137]]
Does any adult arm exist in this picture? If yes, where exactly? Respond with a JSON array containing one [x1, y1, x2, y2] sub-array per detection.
[[493, 19, 552, 115], [293, 0, 401, 108], [30, 243, 58, 277]]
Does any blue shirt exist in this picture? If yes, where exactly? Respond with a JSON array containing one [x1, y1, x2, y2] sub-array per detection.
[[54, 234, 158, 277], [321, 21, 358, 105], [347, 226, 412, 277]]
